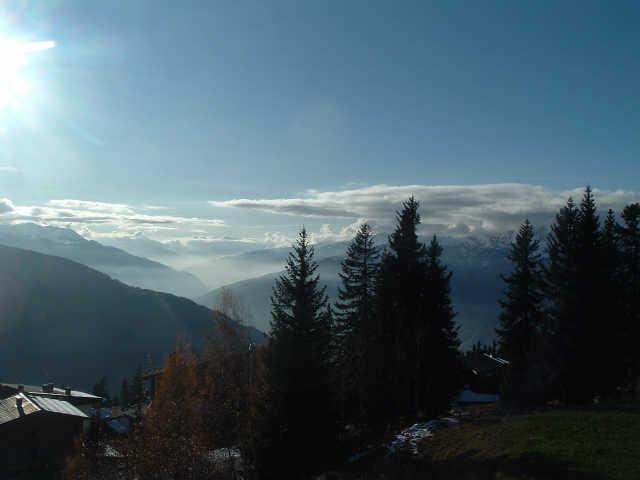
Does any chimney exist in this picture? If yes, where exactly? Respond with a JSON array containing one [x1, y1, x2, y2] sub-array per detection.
[[15, 397, 23, 409], [17, 384, 24, 392], [42, 383, 54, 393], [65, 387, 71, 396]]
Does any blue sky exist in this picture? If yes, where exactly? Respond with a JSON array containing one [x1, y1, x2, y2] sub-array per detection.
[[0, 1, 639, 248]]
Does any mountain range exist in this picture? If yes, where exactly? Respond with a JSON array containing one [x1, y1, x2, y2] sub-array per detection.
[[0, 223, 207, 299], [198, 236, 513, 349], [0, 244, 265, 391], [0, 221, 516, 391]]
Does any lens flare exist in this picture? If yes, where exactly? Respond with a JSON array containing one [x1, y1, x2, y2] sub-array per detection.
[[0, 39, 55, 108]]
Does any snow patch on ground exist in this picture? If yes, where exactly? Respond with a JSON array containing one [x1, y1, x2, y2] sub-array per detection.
[[387, 421, 437, 456], [386, 416, 463, 457]]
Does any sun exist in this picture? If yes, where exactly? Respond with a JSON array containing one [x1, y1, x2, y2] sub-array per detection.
[[0, 39, 55, 108]]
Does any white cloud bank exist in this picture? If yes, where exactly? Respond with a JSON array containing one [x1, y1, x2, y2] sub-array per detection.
[[0, 198, 225, 239], [211, 183, 640, 236]]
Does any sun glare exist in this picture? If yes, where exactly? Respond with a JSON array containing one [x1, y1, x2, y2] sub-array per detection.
[[0, 38, 55, 108]]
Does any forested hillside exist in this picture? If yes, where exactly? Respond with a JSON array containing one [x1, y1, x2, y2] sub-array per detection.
[[0, 244, 264, 390]]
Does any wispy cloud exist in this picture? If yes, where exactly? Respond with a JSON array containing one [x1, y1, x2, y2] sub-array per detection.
[[0, 166, 19, 173], [1, 198, 225, 239], [211, 183, 640, 236]]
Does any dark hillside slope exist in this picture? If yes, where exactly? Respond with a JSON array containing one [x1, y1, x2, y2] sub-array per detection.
[[0, 245, 264, 390]]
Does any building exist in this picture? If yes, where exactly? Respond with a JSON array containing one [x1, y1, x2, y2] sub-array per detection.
[[0, 393, 88, 478], [0, 382, 103, 478], [0, 383, 102, 415]]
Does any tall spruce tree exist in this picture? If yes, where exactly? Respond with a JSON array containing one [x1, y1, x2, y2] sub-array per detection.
[[257, 228, 336, 478], [544, 196, 580, 402], [602, 209, 626, 394], [334, 222, 379, 425], [619, 203, 640, 398], [375, 197, 429, 417], [545, 188, 621, 402], [497, 220, 545, 403], [575, 187, 607, 398], [420, 235, 462, 416], [374, 198, 461, 419]]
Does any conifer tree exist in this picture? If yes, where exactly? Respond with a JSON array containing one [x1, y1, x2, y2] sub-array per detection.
[[603, 209, 620, 268], [619, 203, 640, 398], [545, 188, 621, 402], [420, 235, 462, 416], [574, 187, 619, 399], [120, 378, 131, 406], [257, 228, 336, 478], [131, 366, 145, 403], [576, 188, 606, 396], [92, 376, 110, 404], [374, 197, 429, 417], [374, 198, 461, 419], [544, 196, 580, 401], [334, 222, 379, 424], [601, 209, 626, 394], [497, 220, 545, 403]]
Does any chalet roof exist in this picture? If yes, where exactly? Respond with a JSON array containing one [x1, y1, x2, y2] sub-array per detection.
[[29, 395, 89, 417], [0, 394, 39, 425], [0, 383, 101, 402], [0, 393, 87, 426]]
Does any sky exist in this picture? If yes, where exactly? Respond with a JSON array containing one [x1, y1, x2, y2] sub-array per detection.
[[0, 0, 639, 250]]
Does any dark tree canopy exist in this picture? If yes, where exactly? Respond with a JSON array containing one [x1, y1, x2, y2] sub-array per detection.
[[373, 198, 461, 420], [620, 203, 640, 397], [497, 220, 546, 403], [421, 235, 462, 416], [544, 188, 633, 402], [257, 228, 337, 478], [334, 222, 379, 424]]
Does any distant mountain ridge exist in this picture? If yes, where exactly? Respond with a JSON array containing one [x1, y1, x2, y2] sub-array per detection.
[[198, 237, 513, 348], [0, 223, 208, 298], [0, 244, 265, 390]]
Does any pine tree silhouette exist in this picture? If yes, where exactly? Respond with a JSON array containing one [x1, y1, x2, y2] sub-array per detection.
[[420, 235, 462, 416], [544, 196, 580, 402], [620, 203, 640, 398], [375, 197, 429, 417], [257, 228, 337, 478], [374, 198, 461, 418], [497, 220, 545, 403], [334, 222, 379, 425]]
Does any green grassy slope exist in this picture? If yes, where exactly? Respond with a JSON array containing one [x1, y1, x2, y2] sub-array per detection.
[[424, 407, 640, 480]]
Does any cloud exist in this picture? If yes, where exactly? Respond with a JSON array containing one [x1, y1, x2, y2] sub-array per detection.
[[209, 198, 356, 217], [1, 198, 225, 239], [211, 183, 640, 236], [0, 166, 19, 173], [0, 198, 15, 214], [48, 199, 133, 214], [262, 231, 294, 248], [309, 218, 372, 244]]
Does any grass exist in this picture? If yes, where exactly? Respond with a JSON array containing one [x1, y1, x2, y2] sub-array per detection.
[[424, 405, 640, 480]]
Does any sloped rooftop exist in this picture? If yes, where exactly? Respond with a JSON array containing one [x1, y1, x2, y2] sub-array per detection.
[[0, 393, 87, 426], [0, 383, 101, 401]]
